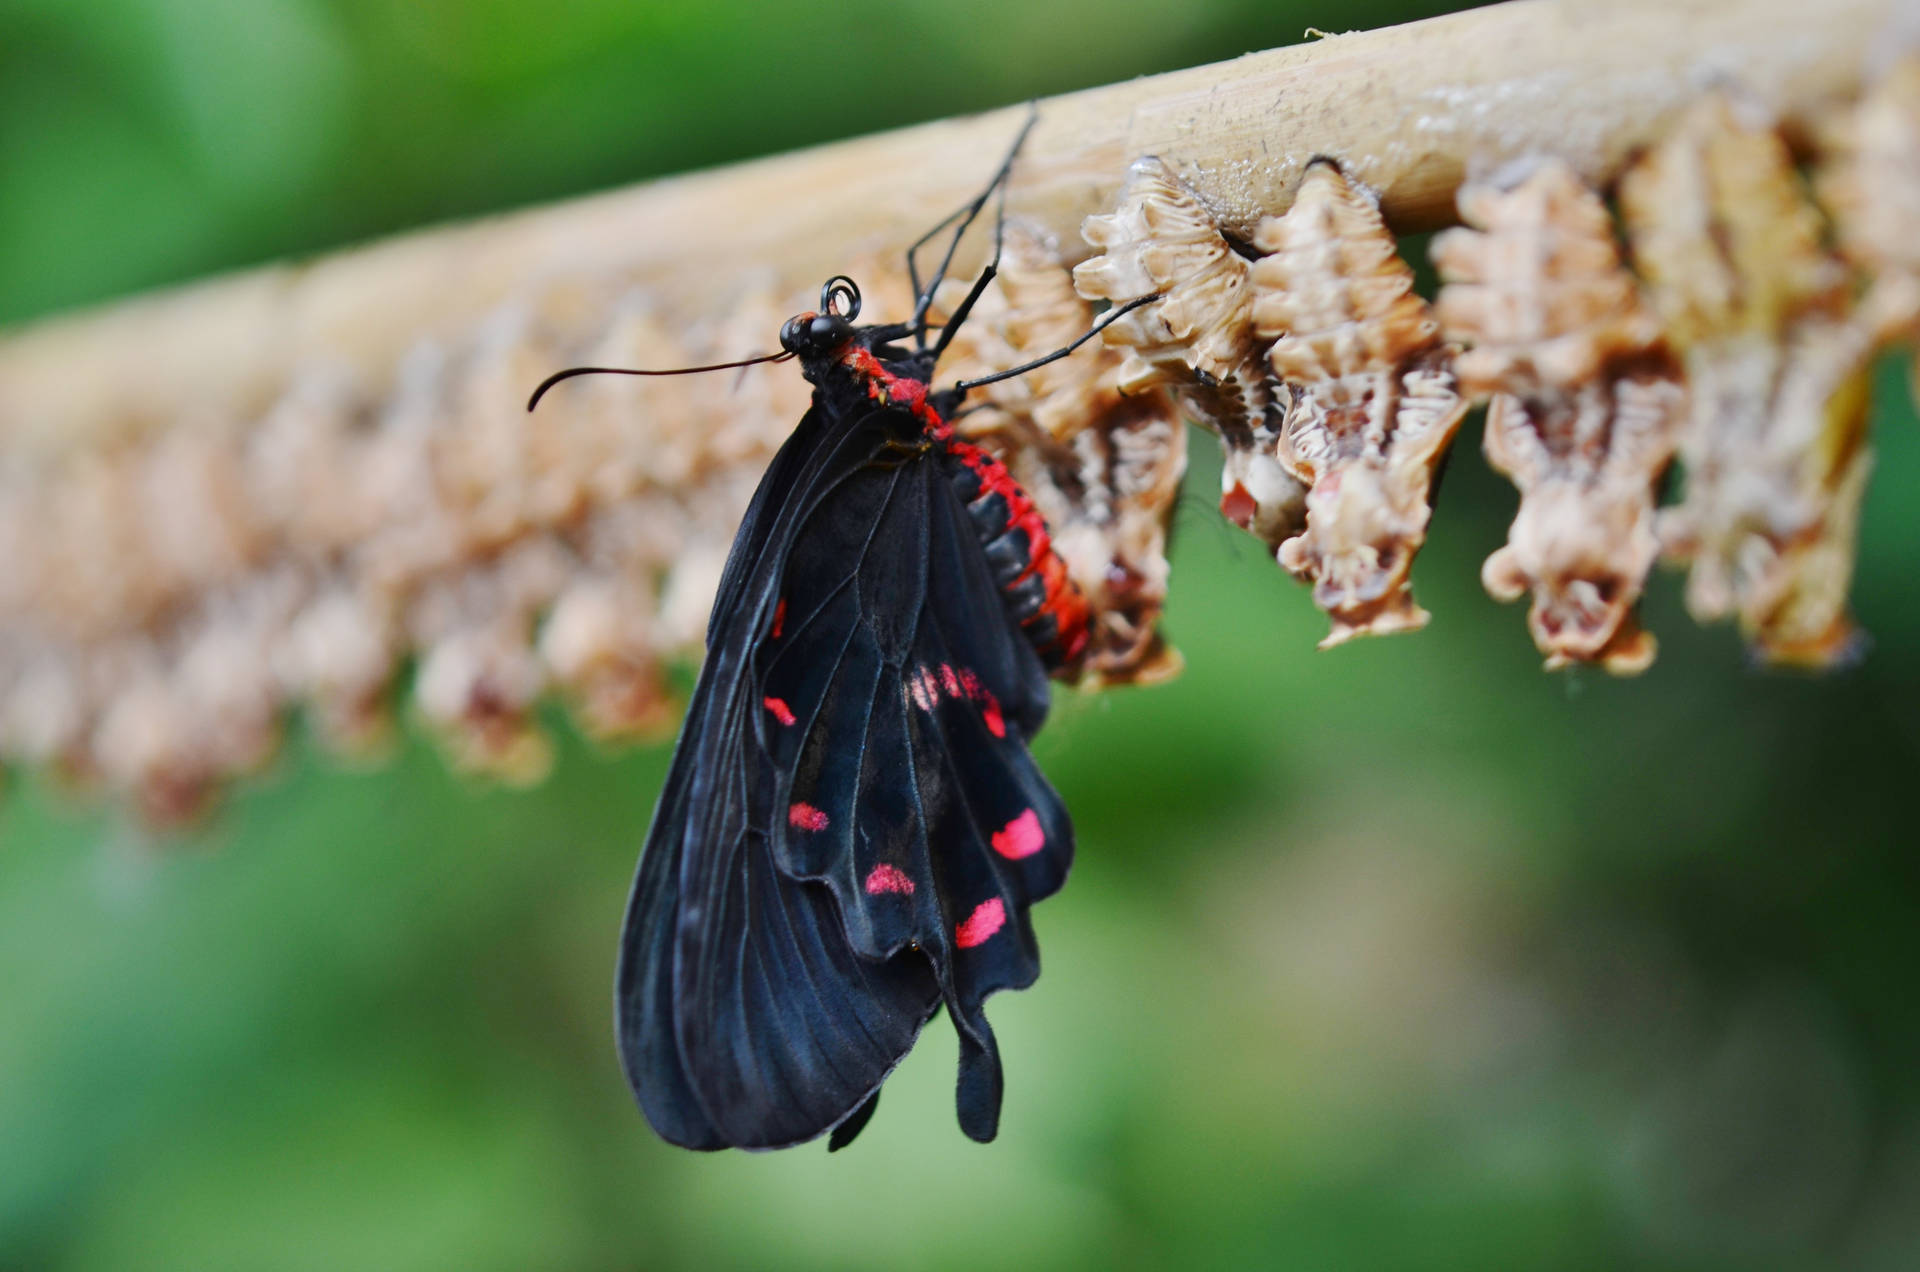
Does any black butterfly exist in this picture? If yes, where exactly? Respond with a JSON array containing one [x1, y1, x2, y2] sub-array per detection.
[[534, 122, 1154, 1150]]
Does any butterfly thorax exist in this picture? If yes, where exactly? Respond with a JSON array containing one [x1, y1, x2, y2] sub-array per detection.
[[791, 320, 1091, 672]]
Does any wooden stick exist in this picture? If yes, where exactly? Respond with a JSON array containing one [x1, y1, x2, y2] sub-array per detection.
[[0, 0, 1897, 454]]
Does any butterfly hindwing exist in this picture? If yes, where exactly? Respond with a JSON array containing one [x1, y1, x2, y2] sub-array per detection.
[[762, 436, 1073, 1142], [616, 404, 1073, 1149]]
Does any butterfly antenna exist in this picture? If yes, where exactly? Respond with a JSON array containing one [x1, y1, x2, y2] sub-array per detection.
[[526, 351, 795, 412], [950, 293, 1160, 394]]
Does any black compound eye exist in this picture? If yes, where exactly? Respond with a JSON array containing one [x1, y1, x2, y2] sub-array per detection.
[[809, 314, 848, 346], [779, 315, 810, 354]]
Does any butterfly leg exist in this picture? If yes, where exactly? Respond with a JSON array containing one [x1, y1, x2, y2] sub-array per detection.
[[943, 292, 1163, 397], [870, 437, 936, 469], [906, 106, 1038, 347]]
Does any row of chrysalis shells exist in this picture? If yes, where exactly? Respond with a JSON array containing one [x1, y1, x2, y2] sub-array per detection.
[[0, 281, 819, 821], [5, 64, 1920, 822], [1070, 70, 1920, 674], [0, 241, 1197, 823]]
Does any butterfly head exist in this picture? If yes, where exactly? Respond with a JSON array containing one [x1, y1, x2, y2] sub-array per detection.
[[779, 275, 862, 360]]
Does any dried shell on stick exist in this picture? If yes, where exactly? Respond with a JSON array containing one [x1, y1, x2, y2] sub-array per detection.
[[939, 222, 1187, 683], [1250, 161, 1465, 646], [688, 284, 820, 470], [1621, 92, 1873, 667], [1075, 158, 1302, 550], [1434, 160, 1683, 673], [1818, 55, 1920, 345], [540, 574, 677, 743], [407, 536, 574, 784], [275, 582, 400, 756]]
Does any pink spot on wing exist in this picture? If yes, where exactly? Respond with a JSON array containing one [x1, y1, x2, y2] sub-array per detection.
[[864, 863, 915, 895], [955, 897, 1006, 949], [905, 662, 1007, 737], [771, 599, 787, 639], [788, 802, 829, 832], [991, 808, 1044, 859], [763, 696, 796, 726]]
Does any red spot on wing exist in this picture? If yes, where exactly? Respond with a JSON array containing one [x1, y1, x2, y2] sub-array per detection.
[[788, 802, 829, 832], [991, 808, 1045, 859], [981, 694, 1005, 738], [763, 696, 796, 726], [955, 898, 1006, 949], [905, 662, 1006, 737], [771, 599, 786, 639], [863, 863, 916, 895]]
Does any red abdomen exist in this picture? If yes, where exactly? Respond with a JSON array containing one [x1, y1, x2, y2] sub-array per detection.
[[940, 437, 1090, 673], [846, 347, 1089, 673]]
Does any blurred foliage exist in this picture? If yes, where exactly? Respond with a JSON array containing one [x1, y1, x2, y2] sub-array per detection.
[[0, 0, 1454, 327], [6, 1, 1920, 1270]]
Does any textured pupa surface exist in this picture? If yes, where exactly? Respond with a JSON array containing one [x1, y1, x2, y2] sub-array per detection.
[[937, 222, 1188, 683], [1621, 92, 1873, 668], [1250, 161, 1465, 647], [0, 271, 791, 816], [1434, 160, 1684, 674], [1074, 158, 1303, 550], [1818, 55, 1920, 345]]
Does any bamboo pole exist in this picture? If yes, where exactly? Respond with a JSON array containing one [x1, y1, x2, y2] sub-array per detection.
[[0, 0, 1898, 453], [0, 0, 1909, 814]]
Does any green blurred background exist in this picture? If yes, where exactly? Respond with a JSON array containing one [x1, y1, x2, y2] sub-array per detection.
[[6, 1, 1920, 1268]]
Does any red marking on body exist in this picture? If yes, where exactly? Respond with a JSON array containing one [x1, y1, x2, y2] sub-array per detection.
[[864, 863, 916, 895], [888, 376, 927, 411], [955, 897, 1006, 949], [842, 347, 943, 430], [788, 802, 829, 832], [941, 436, 1091, 670], [981, 696, 1005, 738], [771, 599, 786, 639], [991, 808, 1045, 859], [940, 664, 961, 697], [763, 696, 796, 726], [830, 341, 1089, 670]]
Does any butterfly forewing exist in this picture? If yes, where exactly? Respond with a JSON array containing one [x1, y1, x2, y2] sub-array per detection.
[[618, 405, 1073, 1149]]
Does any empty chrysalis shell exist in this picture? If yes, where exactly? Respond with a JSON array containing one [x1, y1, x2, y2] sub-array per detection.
[[407, 536, 574, 784], [1250, 161, 1465, 646], [1818, 55, 1920, 374], [1075, 157, 1303, 550], [539, 574, 677, 742], [1434, 160, 1684, 674], [938, 221, 1188, 683], [1621, 92, 1874, 668], [277, 583, 401, 756]]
